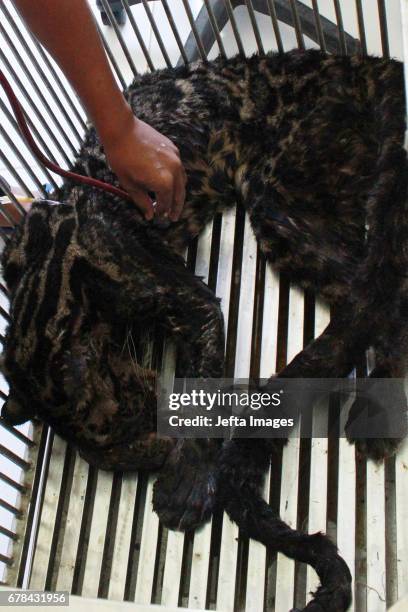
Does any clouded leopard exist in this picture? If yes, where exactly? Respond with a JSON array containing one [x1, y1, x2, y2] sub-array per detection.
[[2, 49, 407, 611]]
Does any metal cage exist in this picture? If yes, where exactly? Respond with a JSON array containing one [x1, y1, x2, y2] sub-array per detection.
[[1, 1, 408, 610]]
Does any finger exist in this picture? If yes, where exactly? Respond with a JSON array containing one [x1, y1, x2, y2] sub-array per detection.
[[155, 175, 174, 218], [126, 185, 155, 220], [170, 169, 186, 222]]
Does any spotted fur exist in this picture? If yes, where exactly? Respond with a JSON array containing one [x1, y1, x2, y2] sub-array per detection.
[[2, 49, 408, 611]]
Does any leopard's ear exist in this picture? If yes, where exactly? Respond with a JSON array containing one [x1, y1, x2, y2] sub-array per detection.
[[1, 394, 36, 425]]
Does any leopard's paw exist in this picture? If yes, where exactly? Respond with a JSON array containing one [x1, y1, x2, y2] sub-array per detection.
[[153, 439, 219, 531]]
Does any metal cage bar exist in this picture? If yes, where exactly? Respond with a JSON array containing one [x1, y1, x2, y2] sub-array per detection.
[[222, 0, 246, 57], [355, 0, 367, 56], [0, 445, 30, 472], [0, 176, 26, 217], [332, 0, 347, 54], [266, 0, 284, 53], [161, 0, 190, 66], [181, 0, 208, 62], [0, 106, 59, 192], [0, 97, 61, 172], [141, 0, 173, 68], [0, 524, 18, 541], [0, 150, 34, 200], [0, 127, 48, 198], [94, 18, 127, 89], [120, 0, 156, 71], [0, 472, 27, 495], [311, 0, 326, 52], [289, 0, 305, 50], [245, 0, 265, 55], [24, 38, 86, 129], [2, 2, 86, 132], [0, 22, 78, 156], [0, 48, 72, 166], [99, 0, 139, 76], [181, 0, 359, 63], [377, 0, 390, 59], [0, 194, 19, 229], [203, 0, 227, 59]]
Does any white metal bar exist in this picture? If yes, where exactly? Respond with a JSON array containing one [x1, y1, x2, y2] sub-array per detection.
[[221, 214, 257, 612], [161, 0, 189, 65], [396, 0, 408, 598], [134, 475, 160, 605], [159, 241, 185, 605], [120, 0, 155, 71], [56, 454, 89, 592], [195, 223, 213, 281], [216, 208, 236, 336], [244, 0, 265, 55], [159, 341, 184, 607], [29, 436, 67, 589], [203, 0, 227, 60], [181, 0, 208, 61], [260, 267, 280, 379], [215, 207, 239, 611], [366, 462, 386, 611], [337, 400, 356, 612], [245, 261, 279, 611], [161, 529, 184, 607], [234, 215, 257, 380], [99, 0, 139, 76], [81, 470, 114, 598], [229, 215, 258, 608], [223, 0, 246, 57], [141, 0, 172, 68], [187, 222, 214, 610], [188, 526, 212, 609], [107, 474, 138, 601], [266, 0, 284, 53], [395, 437, 408, 600], [274, 284, 304, 611], [245, 475, 270, 612], [305, 299, 330, 601], [2, 423, 42, 589]]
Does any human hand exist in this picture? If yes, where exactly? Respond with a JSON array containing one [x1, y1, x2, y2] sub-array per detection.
[[101, 109, 187, 221]]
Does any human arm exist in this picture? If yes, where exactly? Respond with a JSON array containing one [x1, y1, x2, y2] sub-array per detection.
[[14, 0, 186, 220]]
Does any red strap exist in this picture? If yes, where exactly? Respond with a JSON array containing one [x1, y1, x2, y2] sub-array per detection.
[[0, 67, 134, 202]]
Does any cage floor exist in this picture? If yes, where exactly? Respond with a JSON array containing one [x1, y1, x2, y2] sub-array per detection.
[[6, 205, 408, 612]]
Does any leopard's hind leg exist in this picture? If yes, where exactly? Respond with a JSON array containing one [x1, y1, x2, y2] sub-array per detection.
[[244, 141, 408, 460], [241, 175, 365, 381], [346, 302, 408, 461]]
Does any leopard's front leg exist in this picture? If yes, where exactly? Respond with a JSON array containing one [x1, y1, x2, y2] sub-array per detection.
[[163, 280, 225, 378], [78, 217, 225, 379]]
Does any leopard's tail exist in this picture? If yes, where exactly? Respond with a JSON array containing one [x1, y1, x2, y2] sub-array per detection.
[[217, 439, 352, 612]]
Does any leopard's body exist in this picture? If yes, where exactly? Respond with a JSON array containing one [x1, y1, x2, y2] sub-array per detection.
[[2, 50, 408, 611]]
